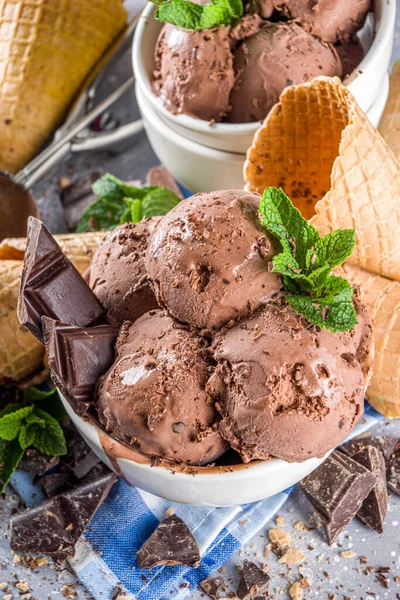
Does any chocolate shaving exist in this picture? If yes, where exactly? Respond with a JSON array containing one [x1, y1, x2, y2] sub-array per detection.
[[136, 515, 200, 569]]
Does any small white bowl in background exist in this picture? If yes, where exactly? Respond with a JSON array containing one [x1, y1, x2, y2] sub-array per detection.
[[60, 393, 329, 506], [132, 0, 395, 191]]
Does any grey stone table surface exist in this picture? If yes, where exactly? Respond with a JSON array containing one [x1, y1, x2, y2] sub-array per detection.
[[1, 6, 400, 600]]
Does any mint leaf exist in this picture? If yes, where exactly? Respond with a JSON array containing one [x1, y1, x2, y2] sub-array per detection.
[[152, 0, 243, 29], [18, 424, 36, 450], [125, 198, 143, 223], [23, 387, 67, 421], [0, 405, 35, 441], [286, 277, 357, 332], [259, 188, 320, 266], [76, 198, 128, 233], [0, 438, 24, 494], [259, 187, 357, 332], [31, 409, 67, 456], [141, 188, 180, 218]]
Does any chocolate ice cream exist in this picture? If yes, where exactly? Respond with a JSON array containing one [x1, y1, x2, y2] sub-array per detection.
[[227, 22, 342, 123], [96, 310, 227, 465], [273, 0, 371, 43], [146, 190, 281, 330], [152, 24, 235, 121], [208, 294, 373, 463], [88, 220, 159, 327]]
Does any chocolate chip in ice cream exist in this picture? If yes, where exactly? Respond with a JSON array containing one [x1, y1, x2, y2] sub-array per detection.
[[301, 450, 376, 543], [236, 560, 269, 600], [18, 217, 105, 342], [136, 515, 200, 568]]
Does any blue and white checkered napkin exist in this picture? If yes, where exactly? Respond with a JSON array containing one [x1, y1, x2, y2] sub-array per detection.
[[10, 403, 383, 600]]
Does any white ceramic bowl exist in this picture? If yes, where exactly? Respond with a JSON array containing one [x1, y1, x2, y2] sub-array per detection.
[[132, 0, 395, 154], [60, 393, 329, 506]]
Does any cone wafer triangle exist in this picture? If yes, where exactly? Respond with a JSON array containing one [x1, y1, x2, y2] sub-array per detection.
[[378, 60, 400, 162], [244, 76, 400, 282], [0, 0, 127, 173], [342, 263, 400, 418]]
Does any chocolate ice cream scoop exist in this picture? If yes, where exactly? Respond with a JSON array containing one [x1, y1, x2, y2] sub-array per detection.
[[273, 0, 371, 43], [146, 190, 282, 331], [88, 220, 160, 327], [96, 310, 227, 465], [152, 24, 235, 121], [208, 294, 373, 463], [227, 22, 342, 123]]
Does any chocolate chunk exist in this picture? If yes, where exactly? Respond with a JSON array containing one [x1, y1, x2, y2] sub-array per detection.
[[340, 436, 399, 465], [42, 317, 117, 416], [301, 450, 376, 544], [387, 441, 400, 496], [136, 515, 200, 569], [146, 167, 183, 199], [62, 427, 101, 479], [236, 560, 269, 600], [18, 217, 105, 343], [352, 446, 387, 533], [199, 576, 226, 599], [40, 472, 72, 497], [60, 172, 101, 207], [10, 472, 117, 559], [18, 448, 59, 475]]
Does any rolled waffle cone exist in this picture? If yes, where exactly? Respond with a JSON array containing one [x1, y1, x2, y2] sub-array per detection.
[[0, 0, 127, 173], [342, 263, 400, 418], [0, 230, 104, 384], [0, 230, 105, 272], [0, 260, 44, 385], [244, 76, 400, 282], [378, 60, 400, 162]]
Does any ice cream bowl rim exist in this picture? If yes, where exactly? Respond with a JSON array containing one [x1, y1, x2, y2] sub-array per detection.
[[59, 390, 331, 506], [132, 0, 395, 153]]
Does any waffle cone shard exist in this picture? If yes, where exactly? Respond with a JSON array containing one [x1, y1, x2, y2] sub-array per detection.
[[0, 0, 127, 173], [244, 76, 400, 282], [0, 231, 104, 384], [342, 263, 400, 419]]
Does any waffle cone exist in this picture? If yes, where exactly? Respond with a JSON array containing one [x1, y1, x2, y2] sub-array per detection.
[[0, 231, 105, 273], [0, 260, 44, 384], [0, 0, 127, 173], [0, 230, 104, 384], [342, 263, 400, 418], [244, 76, 400, 281], [378, 60, 400, 162]]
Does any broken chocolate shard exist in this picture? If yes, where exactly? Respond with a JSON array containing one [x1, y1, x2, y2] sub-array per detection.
[[18, 448, 59, 475], [236, 560, 269, 600], [18, 217, 105, 343], [340, 436, 399, 466], [146, 166, 183, 199], [199, 576, 226, 599], [353, 446, 387, 533], [10, 472, 117, 559], [136, 515, 200, 569], [40, 472, 72, 497], [42, 317, 117, 417], [62, 426, 101, 479], [60, 172, 101, 207], [301, 450, 376, 544], [387, 441, 400, 496]]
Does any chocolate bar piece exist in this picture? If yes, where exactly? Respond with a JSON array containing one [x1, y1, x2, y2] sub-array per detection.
[[353, 446, 387, 533], [42, 317, 117, 416], [236, 561, 269, 600], [387, 441, 400, 496], [10, 472, 117, 559], [62, 426, 101, 479], [18, 448, 59, 475], [146, 167, 183, 199], [200, 576, 226, 600], [40, 472, 72, 497], [301, 450, 376, 544], [340, 436, 399, 465], [18, 217, 105, 343], [136, 515, 200, 569]]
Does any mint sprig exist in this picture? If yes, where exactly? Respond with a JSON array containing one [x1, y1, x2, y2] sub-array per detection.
[[0, 388, 67, 494], [150, 0, 243, 30], [259, 188, 357, 332], [76, 174, 180, 233]]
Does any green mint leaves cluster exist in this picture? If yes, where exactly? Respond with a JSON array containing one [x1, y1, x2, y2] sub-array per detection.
[[150, 0, 243, 30], [259, 188, 357, 333], [0, 388, 67, 493], [76, 174, 180, 233]]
